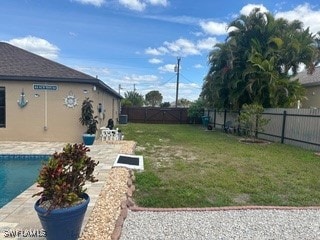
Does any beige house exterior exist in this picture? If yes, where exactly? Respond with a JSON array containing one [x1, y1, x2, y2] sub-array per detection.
[[0, 42, 122, 142], [296, 66, 320, 108]]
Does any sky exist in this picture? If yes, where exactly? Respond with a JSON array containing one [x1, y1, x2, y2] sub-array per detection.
[[1, 1, 320, 103]]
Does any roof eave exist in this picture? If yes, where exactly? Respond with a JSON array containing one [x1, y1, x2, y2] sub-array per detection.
[[0, 75, 123, 99]]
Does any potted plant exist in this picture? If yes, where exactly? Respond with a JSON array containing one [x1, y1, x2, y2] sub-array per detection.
[[33, 143, 99, 240], [79, 97, 98, 145]]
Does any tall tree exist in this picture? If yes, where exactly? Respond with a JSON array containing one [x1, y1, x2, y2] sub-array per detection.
[[122, 91, 144, 107], [314, 32, 320, 68], [145, 90, 163, 107], [160, 102, 171, 108], [177, 98, 191, 107], [202, 8, 317, 109]]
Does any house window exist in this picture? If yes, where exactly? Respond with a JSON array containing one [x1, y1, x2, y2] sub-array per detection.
[[0, 87, 5, 128]]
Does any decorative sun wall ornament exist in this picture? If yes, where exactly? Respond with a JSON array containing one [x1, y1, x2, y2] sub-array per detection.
[[17, 89, 28, 108], [64, 92, 78, 108]]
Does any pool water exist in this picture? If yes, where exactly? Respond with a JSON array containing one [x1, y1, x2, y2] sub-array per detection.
[[0, 154, 50, 208]]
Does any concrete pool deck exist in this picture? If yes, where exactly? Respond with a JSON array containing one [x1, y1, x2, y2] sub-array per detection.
[[0, 141, 122, 240]]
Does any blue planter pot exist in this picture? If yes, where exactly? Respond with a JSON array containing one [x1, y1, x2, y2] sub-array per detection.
[[82, 134, 96, 145], [34, 193, 90, 240]]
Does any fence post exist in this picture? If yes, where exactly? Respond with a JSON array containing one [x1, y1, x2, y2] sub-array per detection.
[[145, 108, 147, 123], [223, 109, 227, 128], [237, 110, 241, 134], [213, 109, 216, 128], [255, 115, 258, 139], [281, 110, 287, 144]]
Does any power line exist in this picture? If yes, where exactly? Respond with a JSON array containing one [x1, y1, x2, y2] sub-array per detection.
[[159, 74, 177, 86], [179, 73, 202, 89]]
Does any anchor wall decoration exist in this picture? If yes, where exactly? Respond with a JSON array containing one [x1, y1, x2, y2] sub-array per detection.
[[17, 89, 28, 108]]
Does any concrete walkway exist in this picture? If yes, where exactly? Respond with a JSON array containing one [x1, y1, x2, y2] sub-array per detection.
[[0, 141, 121, 240]]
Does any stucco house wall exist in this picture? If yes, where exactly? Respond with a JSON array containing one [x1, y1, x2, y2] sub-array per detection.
[[302, 85, 320, 109], [0, 42, 121, 142], [295, 66, 320, 108]]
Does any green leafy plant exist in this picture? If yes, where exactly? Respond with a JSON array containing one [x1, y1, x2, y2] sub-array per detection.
[[187, 98, 205, 124], [33, 143, 99, 210], [238, 103, 270, 140], [79, 98, 98, 134]]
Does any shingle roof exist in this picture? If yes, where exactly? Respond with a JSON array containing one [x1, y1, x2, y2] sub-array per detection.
[[0, 42, 121, 98], [295, 66, 320, 87]]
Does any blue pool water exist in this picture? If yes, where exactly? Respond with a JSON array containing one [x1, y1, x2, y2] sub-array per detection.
[[0, 154, 50, 208]]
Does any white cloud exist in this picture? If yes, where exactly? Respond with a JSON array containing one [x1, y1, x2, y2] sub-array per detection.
[[75, 66, 110, 78], [197, 37, 218, 50], [119, 0, 146, 11], [149, 58, 163, 64], [145, 37, 217, 59], [192, 31, 204, 37], [72, 0, 105, 7], [143, 15, 200, 25], [199, 21, 228, 36], [145, 46, 168, 56], [240, 4, 269, 16], [164, 38, 200, 57], [7, 36, 60, 60], [157, 82, 200, 103], [193, 64, 203, 69], [74, 0, 170, 13], [69, 32, 78, 37], [123, 74, 159, 84], [145, 47, 160, 55], [275, 3, 320, 34], [158, 64, 176, 73], [147, 0, 168, 7], [118, 0, 169, 11]]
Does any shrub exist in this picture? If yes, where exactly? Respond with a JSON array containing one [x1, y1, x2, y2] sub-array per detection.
[[238, 103, 270, 140]]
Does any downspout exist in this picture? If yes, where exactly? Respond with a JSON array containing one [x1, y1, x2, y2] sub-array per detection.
[[44, 87, 48, 131]]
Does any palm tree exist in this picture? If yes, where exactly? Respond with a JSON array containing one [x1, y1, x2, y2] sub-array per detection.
[[122, 91, 144, 107], [202, 8, 317, 109]]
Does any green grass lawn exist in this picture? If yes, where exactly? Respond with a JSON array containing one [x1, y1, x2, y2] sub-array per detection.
[[119, 123, 320, 208]]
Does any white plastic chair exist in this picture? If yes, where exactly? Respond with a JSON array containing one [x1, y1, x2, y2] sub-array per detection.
[[101, 128, 112, 141]]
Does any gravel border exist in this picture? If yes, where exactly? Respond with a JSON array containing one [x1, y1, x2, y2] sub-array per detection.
[[79, 141, 136, 240], [120, 208, 320, 240], [121, 185, 320, 239]]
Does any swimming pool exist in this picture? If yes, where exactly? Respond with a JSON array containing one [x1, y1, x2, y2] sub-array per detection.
[[0, 154, 50, 208]]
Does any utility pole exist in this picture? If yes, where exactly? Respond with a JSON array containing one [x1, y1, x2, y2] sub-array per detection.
[[133, 84, 136, 92], [118, 84, 123, 95], [175, 57, 181, 108]]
